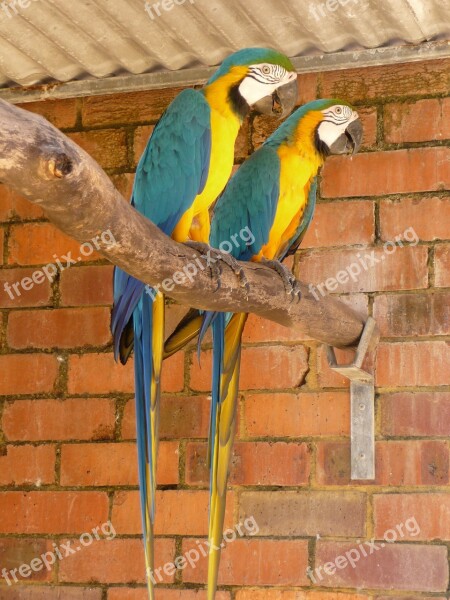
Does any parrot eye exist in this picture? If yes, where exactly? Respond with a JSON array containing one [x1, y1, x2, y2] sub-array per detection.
[[262, 65, 271, 75], [335, 106, 342, 114]]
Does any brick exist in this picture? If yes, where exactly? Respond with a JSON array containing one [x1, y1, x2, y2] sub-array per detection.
[[0, 184, 44, 221], [8, 222, 101, 266], [317, 346, 355, 388], [236, 593, 369, 600], [190, 345, 309, 391], [316, 441, 449, 486], [60, 265, 114, 306], [376, 597, 445, 600], [321, 147, 449, 198], [185, 443, 210, 485], [182, 538, 308, 585], [110, 172, 135, 200], [297, 72, 319, 105], [0, 491, 109, 534], [0, 186, 12, 221], [108, 591, 230, 600], [384, 98, 450, 143], [235, 118, 250, 160], [380, 392, 450, 437], [0, 354, 58, 395], [380, 196, 450, 241], [239, 491, 365, 537], [298, 246, 428, 295], [59, 538, 175, 584], [82, 88, 184, 126], [68, 353, 132, 394], [0, 444, 55, 485], [376, 341, 450, 387], [244, 392, 350, 437], [133, 125, 154, 165], [69, 129, 128, 170], [242, 296, 366, 344], [320, 59, 450, 102], [373, 292, 450, 337], [122, 395, 210, 439], [112, 490, 233, 535], [186, 441, 310, 486], [1, 587, 102, 600], [7, 307, 111, 349], [67, 351, 184, 394], [242, 314, 311, 343], [357, 106, 378, 148], [0, 267, 52, 308], [60, 441, 178, 486], [435, 244, 450, 287], [231, 441, 310, 486], [374, 493, 450, 541], [2, 398, 115, 441], [383, 439, 450, 485], [0, 538, 53, 584], [336, 293, 369, 318], [315, 541, 448, 591], [302, 200, 374, 248], [252, 115, 280, 150], [18, 98, 78, 129]]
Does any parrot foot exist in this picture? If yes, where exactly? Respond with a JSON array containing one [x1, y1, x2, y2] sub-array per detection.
[[219, 252, 250, 295], [184, 241, 222, 288], [184, 241, 249, 294], [261, 258, 301, 302]]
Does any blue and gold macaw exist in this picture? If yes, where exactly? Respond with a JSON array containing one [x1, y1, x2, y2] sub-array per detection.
[[165, 99, 362, 599], [110, 48, 298, 600]]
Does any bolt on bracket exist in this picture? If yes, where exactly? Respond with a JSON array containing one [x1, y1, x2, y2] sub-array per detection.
[[326, 316, 379, 480]]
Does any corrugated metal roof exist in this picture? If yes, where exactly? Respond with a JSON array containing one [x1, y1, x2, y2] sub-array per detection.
[[0, 0, 449, 89]]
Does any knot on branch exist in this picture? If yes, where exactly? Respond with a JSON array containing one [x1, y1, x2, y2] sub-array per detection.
[[44, 154, 73, 179]]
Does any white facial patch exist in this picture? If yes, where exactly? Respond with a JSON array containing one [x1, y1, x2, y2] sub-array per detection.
[[238, 67, 296, 107], [317, 106, 359, 148]]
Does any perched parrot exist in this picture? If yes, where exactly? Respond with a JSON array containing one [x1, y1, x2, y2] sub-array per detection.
[[110, 47, 298, 600], [165, 99, 363, 599]]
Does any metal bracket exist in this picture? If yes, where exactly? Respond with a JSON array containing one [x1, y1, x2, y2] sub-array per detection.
[[326, 317, 379, 480]]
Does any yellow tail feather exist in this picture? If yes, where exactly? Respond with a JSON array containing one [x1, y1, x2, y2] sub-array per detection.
[[144, 293, 165, 600], [207, 313, 247, 600], [163, 308, 203, 359]]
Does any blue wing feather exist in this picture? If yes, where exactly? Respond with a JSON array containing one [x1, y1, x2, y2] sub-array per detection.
[[112, 88, 212, 355], [210, 146, 281, 261], [111, 87, 213, 600], [198, 146, 281, 348], [133, 88, 212, 235]]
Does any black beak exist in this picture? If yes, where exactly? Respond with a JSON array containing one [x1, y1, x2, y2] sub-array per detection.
[[253, 77, 298, 119], [329, 117, 363, 155]]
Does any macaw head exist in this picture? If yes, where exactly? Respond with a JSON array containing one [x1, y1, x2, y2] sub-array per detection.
[[206, 47, 298, 119], [314, 99, 363, 155], [268, 98, 363, 156]]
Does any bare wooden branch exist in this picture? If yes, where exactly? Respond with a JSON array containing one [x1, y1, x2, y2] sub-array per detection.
[[0, 99, 365, 348]]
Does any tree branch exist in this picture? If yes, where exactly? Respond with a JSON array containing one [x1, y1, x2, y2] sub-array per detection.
[[0, 99, 365, 348]]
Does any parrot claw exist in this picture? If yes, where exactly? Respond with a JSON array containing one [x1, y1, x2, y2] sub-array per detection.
[[291, 279, 302, 303], [219, 252, 250, 296], [184, 241, 223, 290], [262, 258, 302, 302], [184, 241, 250, 296]]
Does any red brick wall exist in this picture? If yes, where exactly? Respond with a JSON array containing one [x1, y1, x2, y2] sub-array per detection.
[[0, 58, 449, 599]]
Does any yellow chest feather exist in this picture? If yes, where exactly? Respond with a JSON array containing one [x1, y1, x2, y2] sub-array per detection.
[[257, 146, 322, 260], [193, 109, 240, 214]]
